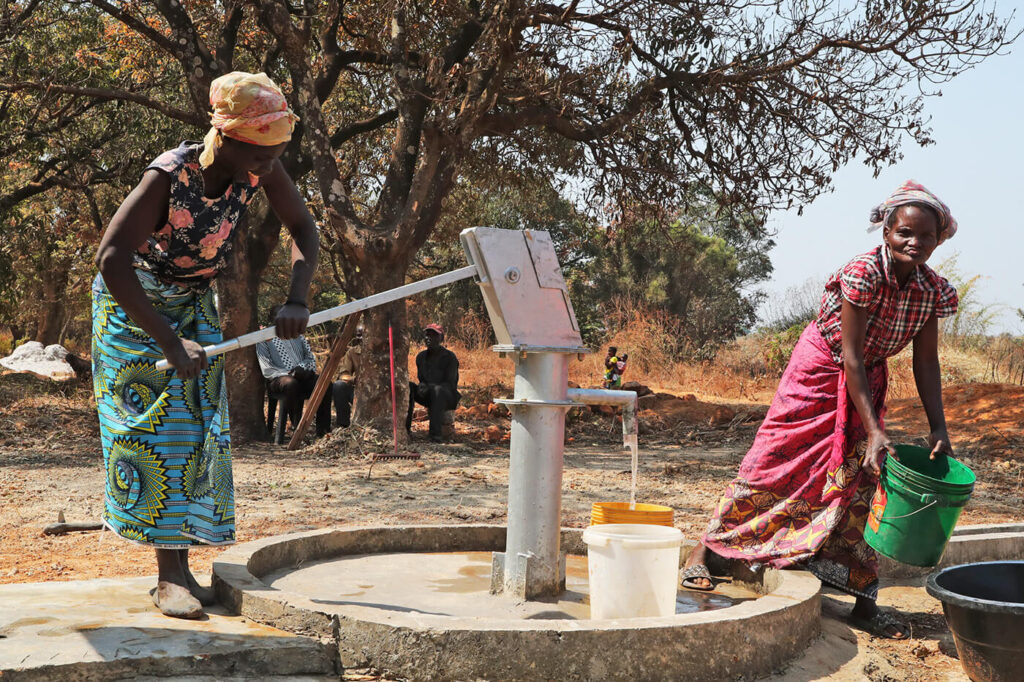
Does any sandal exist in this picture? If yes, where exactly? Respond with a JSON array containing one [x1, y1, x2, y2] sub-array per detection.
[[849, 608, 909, 639], [150, 583, 203, 620], [680, 564, 715, 591]]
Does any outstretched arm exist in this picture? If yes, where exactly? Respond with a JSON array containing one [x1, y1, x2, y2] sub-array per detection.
[[912, 314, 953, 458], [841, 299, 893, 476], [94, 170, 207, 379], [262, 159, 317, 339]]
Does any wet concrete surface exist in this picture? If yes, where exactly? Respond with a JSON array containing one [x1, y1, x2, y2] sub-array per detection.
[[265, 550, 758, 620], [0, 576, 336, 680]]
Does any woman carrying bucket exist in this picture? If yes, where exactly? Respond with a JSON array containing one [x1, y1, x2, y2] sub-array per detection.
[[681, 181, 958, 639]]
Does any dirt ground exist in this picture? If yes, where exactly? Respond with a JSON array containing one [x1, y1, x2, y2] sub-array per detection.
[[1, 373, 1022, 680]]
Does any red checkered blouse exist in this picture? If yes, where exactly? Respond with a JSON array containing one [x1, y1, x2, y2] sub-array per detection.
[[816, 245, 958, 365]]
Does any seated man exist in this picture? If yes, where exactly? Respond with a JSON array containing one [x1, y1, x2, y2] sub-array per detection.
[[406, 323, 460, 443], [333, 325, 363, 428], [256, 315, 333, 438]]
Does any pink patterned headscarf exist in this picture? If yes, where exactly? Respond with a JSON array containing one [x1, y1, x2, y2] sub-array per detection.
[[868, 180, 957, 242], [198, 72, 299, 168]]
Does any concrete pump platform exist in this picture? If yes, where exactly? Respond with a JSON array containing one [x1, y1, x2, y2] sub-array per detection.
[[213, 524, 822, 682]]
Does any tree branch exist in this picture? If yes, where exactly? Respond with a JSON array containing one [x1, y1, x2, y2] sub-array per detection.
[[0, 167, 69, 213], [152, 0, 219, 111], [480, 77, 666, 141], [376, 8, 429, 225], [314, 1, 345, 101], [217, 0, 246, 71], [85, 0, 177, 53], [257, 0, 363, 231], [0, 82, 206, 127], [9, 0, 44, 29], [329, 109, 398, 147]]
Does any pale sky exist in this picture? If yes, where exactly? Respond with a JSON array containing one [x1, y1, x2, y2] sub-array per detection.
[[762, 38, 1024, 334]]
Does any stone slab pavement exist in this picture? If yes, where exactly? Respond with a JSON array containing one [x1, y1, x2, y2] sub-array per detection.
[[0, 576, 338, 681]]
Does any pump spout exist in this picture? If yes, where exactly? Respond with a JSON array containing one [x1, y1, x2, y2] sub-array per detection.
[[566, 388, 638, 449]]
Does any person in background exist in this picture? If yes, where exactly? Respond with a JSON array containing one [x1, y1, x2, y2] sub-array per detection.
[[614, 353, 628, 387], [603, 346, 626, 388], [406, 323, 460, 443], [603, 346, 618, 388], [334, 325, 363, 428], [91, 72, 315, 619], [256, 317, 332, 438], [680, 181, 958, 641]]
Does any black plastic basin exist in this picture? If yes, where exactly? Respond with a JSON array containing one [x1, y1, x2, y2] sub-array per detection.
[[926, 561, 1024, 682]]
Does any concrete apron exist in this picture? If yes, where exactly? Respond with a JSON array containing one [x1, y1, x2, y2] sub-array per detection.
[[878, 523, 1024, 579], [213, 525, 823, 682], [0, 576, 337, 681]]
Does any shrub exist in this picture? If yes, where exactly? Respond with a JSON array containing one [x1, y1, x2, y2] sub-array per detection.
[[760, 322, 807, 375]]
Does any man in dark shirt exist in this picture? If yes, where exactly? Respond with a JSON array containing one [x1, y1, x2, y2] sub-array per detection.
[[406, 323, 460, 442]]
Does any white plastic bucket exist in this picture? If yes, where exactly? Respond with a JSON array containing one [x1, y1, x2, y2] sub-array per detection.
[[582, 523, 683, 619]]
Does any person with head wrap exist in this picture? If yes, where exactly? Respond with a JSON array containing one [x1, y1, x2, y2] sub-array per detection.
[[92, 72, 318, 619], [681, 180, 958, 641]]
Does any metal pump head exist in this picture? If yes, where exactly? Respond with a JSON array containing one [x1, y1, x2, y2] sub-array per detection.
[[460, 227, 584, 350]]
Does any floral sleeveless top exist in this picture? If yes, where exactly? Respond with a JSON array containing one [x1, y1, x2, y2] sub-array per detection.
[[133, 141, 259, 288]]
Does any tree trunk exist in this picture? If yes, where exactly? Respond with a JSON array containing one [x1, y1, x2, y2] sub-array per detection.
[[35, 258, 69, 346], [352, 256, 411, 441], [217, 253, 266, 443], [35, 296, 66, 346], [217, 206, 281, 442]]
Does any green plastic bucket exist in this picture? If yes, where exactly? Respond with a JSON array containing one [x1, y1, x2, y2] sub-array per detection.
[[865, 444, 976, 567]]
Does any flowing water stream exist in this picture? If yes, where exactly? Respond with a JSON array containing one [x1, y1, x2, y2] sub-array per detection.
[[627, 433, 639, 510]]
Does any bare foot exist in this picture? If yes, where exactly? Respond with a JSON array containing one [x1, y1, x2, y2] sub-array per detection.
[[184, 571, 217, 606], [178, 550, 217, 606], [680, 542, 712, 590], [152, 581, 203, 619]]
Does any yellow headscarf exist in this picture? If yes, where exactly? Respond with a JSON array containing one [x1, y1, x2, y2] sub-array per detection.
[[198, 72, 299, 168]]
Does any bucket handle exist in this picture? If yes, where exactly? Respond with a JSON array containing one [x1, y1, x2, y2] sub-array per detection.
[[879, 494, 939, 521]]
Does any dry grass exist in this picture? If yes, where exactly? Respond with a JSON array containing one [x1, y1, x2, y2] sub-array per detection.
[[440, 306, 1012, 406]]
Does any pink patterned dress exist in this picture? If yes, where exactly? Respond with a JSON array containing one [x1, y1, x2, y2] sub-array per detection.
[[702, 245, 957, 598]]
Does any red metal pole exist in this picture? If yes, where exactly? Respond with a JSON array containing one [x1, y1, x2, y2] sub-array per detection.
[[388, 321, 399, 457]]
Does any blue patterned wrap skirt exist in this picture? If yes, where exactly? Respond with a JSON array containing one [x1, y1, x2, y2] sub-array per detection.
[[91, 270, 234, 548]]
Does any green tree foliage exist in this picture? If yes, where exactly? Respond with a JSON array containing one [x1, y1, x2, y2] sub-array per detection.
[[591, 203, 774, 358], [0, 189, 107, 345], [408, 178, 607, 347]]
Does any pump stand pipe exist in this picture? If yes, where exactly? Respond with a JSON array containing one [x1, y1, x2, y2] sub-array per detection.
[[490, 381, 640, 601]]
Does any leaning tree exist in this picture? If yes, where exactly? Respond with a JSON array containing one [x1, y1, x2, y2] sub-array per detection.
[[0, 0, 1016, 438]]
